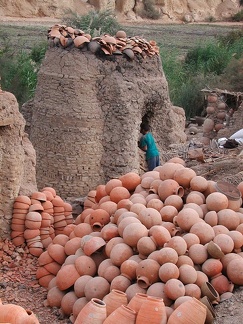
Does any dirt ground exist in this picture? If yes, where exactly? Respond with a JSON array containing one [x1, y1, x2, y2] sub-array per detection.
[[0, 17, 243, 324]]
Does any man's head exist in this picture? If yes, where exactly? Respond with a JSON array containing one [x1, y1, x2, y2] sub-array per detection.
[[140, 122, 150, 134]]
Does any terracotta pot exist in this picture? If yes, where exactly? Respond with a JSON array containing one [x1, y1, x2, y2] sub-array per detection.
[[120, 259, 138, 281], [188, 243, 208, 265], [110, 186, 131, 203], [200, 296, 216, 324], [159, 262, 179, 282], [184, 283, 201, 299], [56, 264, 80, 291], [122, 223, 148, 248], [190, 222, 215, 245], [203, 118, 215, 133], [125, 284, 147, 303], [201, 259, 223, 278], [83, 237, 106, 256], [119, 172, 141, 191], [117, 199, 133, 210], [74, 275, 93, 298], [110, 243, 134, 266], [179, 264, 198, 284], [136, 296, 167, 324], [176, 255, 194, 268], [173, 167, 196, 188], [137, 236, 157, 258], [84, 276, 110, 301], [206, 192, 228, 212], [210, 273, 234, 295], [101, 223, 119, 241], [182, 233, 200, 249], [103, 289, 128, 316], [75, 255, 97, 276], [127, 293, 148, 313], [164, 236, 187, 256], [195, 270, 209, 288], [158, 179, 184, 201], [159, 162, 185, 180], [89, 209, 110, 230], [206, 241, 224, 259], [213, 233, 234, 254], [217, 209, 240, 230], [0, 299, 39, 324], [138, 207, 162, 229], [47, 243, 66, 264], [164, 195, 183, 211], [160, 205, 178, 223], [61, 291, 78, 315], [136, 259, 160, 288], [147, 282, 173, 306], [73, 297, 89, 320], [149, 225, 171, 248], [176, 207, 200, 231], [201, 281, 220, 303], [227, 258, 243, 285], [164, 278, 185, 300], [110, 275, 132, 292], [47, 286, 65, 307], [74, 298, 106, 324], [103, 304, 136, 324], [118, 217, 141, 237], [168, 297, 207, 324]]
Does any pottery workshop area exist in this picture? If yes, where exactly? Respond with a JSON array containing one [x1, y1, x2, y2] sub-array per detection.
[[1, 23, 243, 324]]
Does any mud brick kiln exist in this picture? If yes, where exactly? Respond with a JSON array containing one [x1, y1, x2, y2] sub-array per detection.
[[23, 27, 186, 199]]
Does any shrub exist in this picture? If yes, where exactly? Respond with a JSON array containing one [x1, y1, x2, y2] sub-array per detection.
[[232, 9, 243, 21], [63, 9, 121, 37], [141, 0, 161, 20]]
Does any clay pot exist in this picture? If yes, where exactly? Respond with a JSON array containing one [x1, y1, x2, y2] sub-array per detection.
[[203, 118, 215, 133], [206, 106, 215, 114], [164, 278, 185, 300], [110, 275, 131, 292], [147, 282, 173, 307], [83, 237, 106, 256], [47, 286, 65, 307], [136, 259, 160, 288], [127, 293, 148, 313], [176, 207, 200, 231], [103, 304, 136, 324], [164, 236, 187, 256], [120, 260, 138, 281], [168, 298, 207, 324], [74, 255, 97, 276], [89, 209, 110, 231], [227, 258, 243, 285], [182, 233, 200, 249], [136, 296, 167, 324], [159, 262, 179, 282], [201, 281, 220, 305], [159, 162, 185, 180], [103, 289, 128, 316], [217, 209, 240, 230], [190, 222, 215, 245], [201, 259, 223, 278], [164, 195, 183, 211], [213, 233, 234, 254], [74, 275, 93, 298], [61, 291, 78, 316], [74, 298, 106, 324], [158, 179, 184, 201], [173, 167, 196, 188], [47, 243, 66, 264], [179, 264, 198, 284], [195, 271, 209, 288], [138, 207, 162, 228], [137, 236, 157, 258], [0, 300, 39, 323], [184, 283, 201, 299], [210, 273, 234, 295], [110, 243, 133, 266], [122, 223, 148, 248], [98, 201, 117, 216], [110, 186, 131, 203], [125, 284, 147, 302], [56, 264, 80, 290], [206, 192, 228, 212], [149, 225, 171, 248], [207, 241, 224, 259], [84, 276, 110, 301], [200, 296, 216, 324], [188, 243, 208, 265]]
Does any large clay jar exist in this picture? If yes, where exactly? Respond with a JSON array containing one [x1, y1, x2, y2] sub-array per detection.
[[190, 222, 215, 245], [176, 207, 200, 232], [136, 296, 167, 324], [217, 209, 240, 230], [103, 304, 136, 324], [74, 298, 107, 324], [158, 179, 184, 201], [103, 289, 128, 316], [127, 293, 148, 313], [206, 192, 228, 212], [0, 299, 39, 324], [122, 223, 148, 248], [89, 209, 110, 231], [210, 273, 234, 295], [136, 259, 160, 288], [168, 297, 207, 324], [84, 276, 110, 301], [173, 167, 196, 188], [138, 207, 162, 229], [119, 172, 141, 191]]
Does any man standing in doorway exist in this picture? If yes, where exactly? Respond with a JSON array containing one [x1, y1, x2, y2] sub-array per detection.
[[138, 122, 160, 171]]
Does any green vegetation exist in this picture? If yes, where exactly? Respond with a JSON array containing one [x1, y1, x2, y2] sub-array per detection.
[[160, 30, 243, 118], [63, 9, 121, 37], [232, 9, 243, 21]]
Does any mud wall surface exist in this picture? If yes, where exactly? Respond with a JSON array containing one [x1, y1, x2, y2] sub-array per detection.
[[29, 45, 186, 198]]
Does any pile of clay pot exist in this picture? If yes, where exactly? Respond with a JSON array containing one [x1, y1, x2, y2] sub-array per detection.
[[13, 157, 243, 323], [11, 187, 74, 257], [201, 93, 229, 145], [48, 24, 160, 59]]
